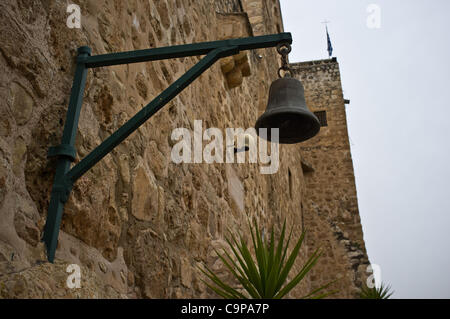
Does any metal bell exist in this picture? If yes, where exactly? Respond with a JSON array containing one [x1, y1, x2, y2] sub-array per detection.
[[255, 77, 320, 144]]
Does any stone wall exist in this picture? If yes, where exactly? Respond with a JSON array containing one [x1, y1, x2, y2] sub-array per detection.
[[0, 0, 368, 299]]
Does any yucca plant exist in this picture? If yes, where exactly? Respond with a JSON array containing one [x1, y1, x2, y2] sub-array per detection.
[[360, 282, 394, 299], [199, 219, 338, 299]]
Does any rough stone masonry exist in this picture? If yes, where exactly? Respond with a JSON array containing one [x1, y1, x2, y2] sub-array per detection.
[[0, 0, 369, 298]]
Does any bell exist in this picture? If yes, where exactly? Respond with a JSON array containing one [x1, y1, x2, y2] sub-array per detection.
[[255, 77, 320, 144]]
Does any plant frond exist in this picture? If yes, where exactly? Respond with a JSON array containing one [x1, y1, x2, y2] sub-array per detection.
[[199, 219, 338, 299]]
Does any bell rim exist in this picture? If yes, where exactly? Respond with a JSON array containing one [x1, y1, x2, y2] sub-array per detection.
[[255, 108, 321, 144], [255, 107, 320, 128]]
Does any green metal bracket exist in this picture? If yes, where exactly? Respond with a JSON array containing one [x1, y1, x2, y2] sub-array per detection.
[[42, 32, 293, 262]]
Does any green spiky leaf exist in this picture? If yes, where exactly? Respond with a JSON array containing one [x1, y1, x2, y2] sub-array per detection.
[[198, 219, 338, 299], [360, 282, 394, 299]]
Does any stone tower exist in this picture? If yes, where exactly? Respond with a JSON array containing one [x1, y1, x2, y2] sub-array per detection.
[[291, 58, 370, 297]]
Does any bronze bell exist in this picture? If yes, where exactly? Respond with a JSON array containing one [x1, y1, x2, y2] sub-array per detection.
[[255, 76, 320, 144]]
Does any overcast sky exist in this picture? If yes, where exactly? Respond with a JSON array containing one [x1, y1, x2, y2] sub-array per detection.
[[279, 0, 450, 298]]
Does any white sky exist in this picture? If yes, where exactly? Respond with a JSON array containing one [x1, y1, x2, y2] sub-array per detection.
[[280, 0, 450, 298]]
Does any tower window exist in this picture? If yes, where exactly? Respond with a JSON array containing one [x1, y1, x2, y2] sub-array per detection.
[[314, 111, 328, 127]]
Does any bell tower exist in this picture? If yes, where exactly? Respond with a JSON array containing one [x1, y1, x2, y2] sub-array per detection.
[[291, 58, 371, 297]]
